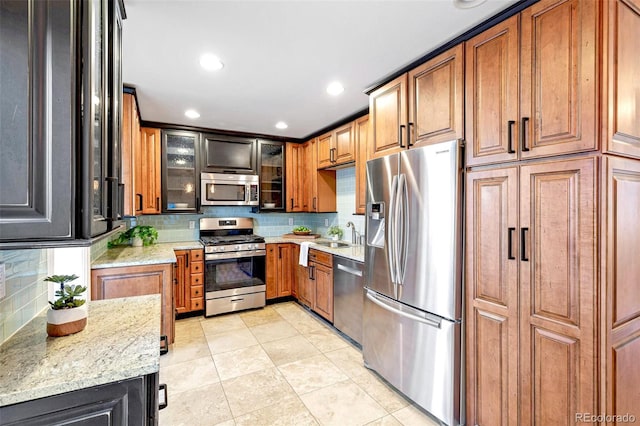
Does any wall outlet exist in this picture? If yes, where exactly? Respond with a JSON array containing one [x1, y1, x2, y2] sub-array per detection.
[[325, 219, 329, 226], [0, 263, 5, 299], [188, 220, 195, 229], [288, 218, 294, 226]]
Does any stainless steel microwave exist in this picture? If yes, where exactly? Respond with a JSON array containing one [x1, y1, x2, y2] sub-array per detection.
[[200, 173, 259, 206]]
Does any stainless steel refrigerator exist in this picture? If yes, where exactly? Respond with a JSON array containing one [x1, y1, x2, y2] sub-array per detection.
[[363, 139, 464, 426]]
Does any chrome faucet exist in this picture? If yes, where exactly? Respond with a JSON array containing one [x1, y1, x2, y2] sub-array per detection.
[[346, 221, 360, 245]]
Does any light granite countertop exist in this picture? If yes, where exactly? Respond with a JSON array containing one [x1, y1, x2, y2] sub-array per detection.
[[91, 241, 203, 269], [264, 237, 365, 263], [0, 295, 161, 407]]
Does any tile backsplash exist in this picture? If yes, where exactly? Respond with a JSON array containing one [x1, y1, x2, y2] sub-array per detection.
[[0, 249, 49, 345], [117, 166, 362, 243]]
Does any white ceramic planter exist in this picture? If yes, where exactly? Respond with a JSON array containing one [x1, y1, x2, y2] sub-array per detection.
[[331, 235, 340, 241], [46, 304, 88, 337], [132, 236, 143, 247]]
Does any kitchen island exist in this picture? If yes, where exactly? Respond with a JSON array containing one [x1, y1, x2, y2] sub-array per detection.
[[0, 295, 161, 423]]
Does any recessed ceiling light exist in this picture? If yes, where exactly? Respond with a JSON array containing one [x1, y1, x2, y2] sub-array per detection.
[[185, 109, 200, 119], [275, 121, 288, 130], [453, 0, 488, 9], [199, 53, 224, 71], [326, 82, 344, 96]]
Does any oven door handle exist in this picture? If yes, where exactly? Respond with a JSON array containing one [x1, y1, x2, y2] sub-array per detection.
[[205, 249, 266, 261]]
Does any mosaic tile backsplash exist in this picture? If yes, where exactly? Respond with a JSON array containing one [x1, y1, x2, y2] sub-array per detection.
[[0, 249, 49, 345]]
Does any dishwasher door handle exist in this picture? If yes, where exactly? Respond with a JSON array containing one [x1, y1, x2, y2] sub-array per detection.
[[337, 263, 363, 277]]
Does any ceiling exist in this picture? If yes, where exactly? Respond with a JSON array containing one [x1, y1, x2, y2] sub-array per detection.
[[122, 0, 518, 139]]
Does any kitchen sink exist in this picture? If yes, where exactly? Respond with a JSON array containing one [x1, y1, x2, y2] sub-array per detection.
[[314, 241, 350, 248]]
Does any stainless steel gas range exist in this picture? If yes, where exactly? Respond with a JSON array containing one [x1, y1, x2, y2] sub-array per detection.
[[200, 217, 266, 316]]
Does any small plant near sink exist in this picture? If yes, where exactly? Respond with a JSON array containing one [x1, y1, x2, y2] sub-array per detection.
[[44, 274, 88, 337], [108, 225, 158, 248], [327, 225, 343, 241]]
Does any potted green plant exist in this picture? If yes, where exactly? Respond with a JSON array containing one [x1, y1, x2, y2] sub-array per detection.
[[45, 274, 88, 337], [108, 225, 158, 248], [327, 225, 343, 241]]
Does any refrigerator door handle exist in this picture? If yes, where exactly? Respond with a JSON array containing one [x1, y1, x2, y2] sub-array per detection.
[[397, 173, 409, 285], [366, 289, 442, 329], [388, 175, 399, 286]]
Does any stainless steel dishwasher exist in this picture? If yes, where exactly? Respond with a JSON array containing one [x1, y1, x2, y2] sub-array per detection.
[[333, 256, 365, 345]]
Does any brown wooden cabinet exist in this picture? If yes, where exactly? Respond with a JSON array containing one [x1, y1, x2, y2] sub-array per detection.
[[298, 249, 333, 322], [604, 0, 640, 159], [135, 127, 162, 214], [317, 132, 334, 169], [122, 93, 140, 217], [602, 155, 640, 422], [173, 248, 204, 314], [369, 74, 407, 159], [318, 123, 355, 168], [284, 140, 336, 213], [408, 43, 464, 148], [173, 250, 189, 314], [465, 156, 597, 425], [266, 243, 294, 299], [91, 263, 175, 343], [285, 142, 305, 212], [369, 44, 464, 159], [466, 0, 598, 166], [355, 115, 370, 215]]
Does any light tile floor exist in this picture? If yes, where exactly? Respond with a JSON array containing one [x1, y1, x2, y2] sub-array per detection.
[[160, 302, 439, 426]]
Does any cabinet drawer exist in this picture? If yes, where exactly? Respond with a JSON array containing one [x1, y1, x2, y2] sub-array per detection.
[[191, 298, 203, 310], [309, 249, 332, 267], [190, 261, 203, 274], [190, 273, 203, 286], [190, 285, 204, 298], [190, 249, 203, 261]]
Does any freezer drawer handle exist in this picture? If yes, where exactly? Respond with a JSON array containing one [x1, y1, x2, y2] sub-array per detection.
[[366, 290, 441, 329], [337, 263, 363, 277]]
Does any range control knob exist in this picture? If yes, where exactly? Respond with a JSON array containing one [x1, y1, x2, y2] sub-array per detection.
[[235, 245, 241, 251]]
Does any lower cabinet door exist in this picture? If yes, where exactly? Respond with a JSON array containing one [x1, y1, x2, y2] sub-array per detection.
[[0, 374, 159, 425], [313, 263, 333, 322]]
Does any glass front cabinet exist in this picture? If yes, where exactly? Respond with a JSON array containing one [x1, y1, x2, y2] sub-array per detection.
[[162, 130, 200, 213], [257, 140, 285, 211]]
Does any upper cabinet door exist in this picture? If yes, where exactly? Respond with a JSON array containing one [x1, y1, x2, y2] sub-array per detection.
[[369, 74, 408, 159], [285, 142, 304, 212], [605, 0, 640, 159], [465, 15, 520, 167], [520, 0, 598, 159], [137, 128, 162, 214], [162, 130, 200, 213], [355, 115, 370, 215], [409, 44, 464, 148], [334, 122, 355, 165], [0, 0, 74, 242], [317, 132, 333, 169], [257, 141, 285, 211]]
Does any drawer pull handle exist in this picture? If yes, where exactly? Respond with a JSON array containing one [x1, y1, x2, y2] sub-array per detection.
[[230, 298, 244, 303]]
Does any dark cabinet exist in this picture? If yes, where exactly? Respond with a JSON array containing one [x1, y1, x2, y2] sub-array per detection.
[[0, 374, 159, 425], [162, 130, 200, 213], [0, 0, 124, 244], [258, 140, 285, 211], [0, 1, 75, 242], [200, 133, 256, 174]]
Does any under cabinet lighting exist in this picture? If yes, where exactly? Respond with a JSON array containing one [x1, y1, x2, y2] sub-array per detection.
[[185, 109, 200, 119], [200, 53, 224, 71], [326, 82, 344, 96], [275, 121, 288, 129]]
